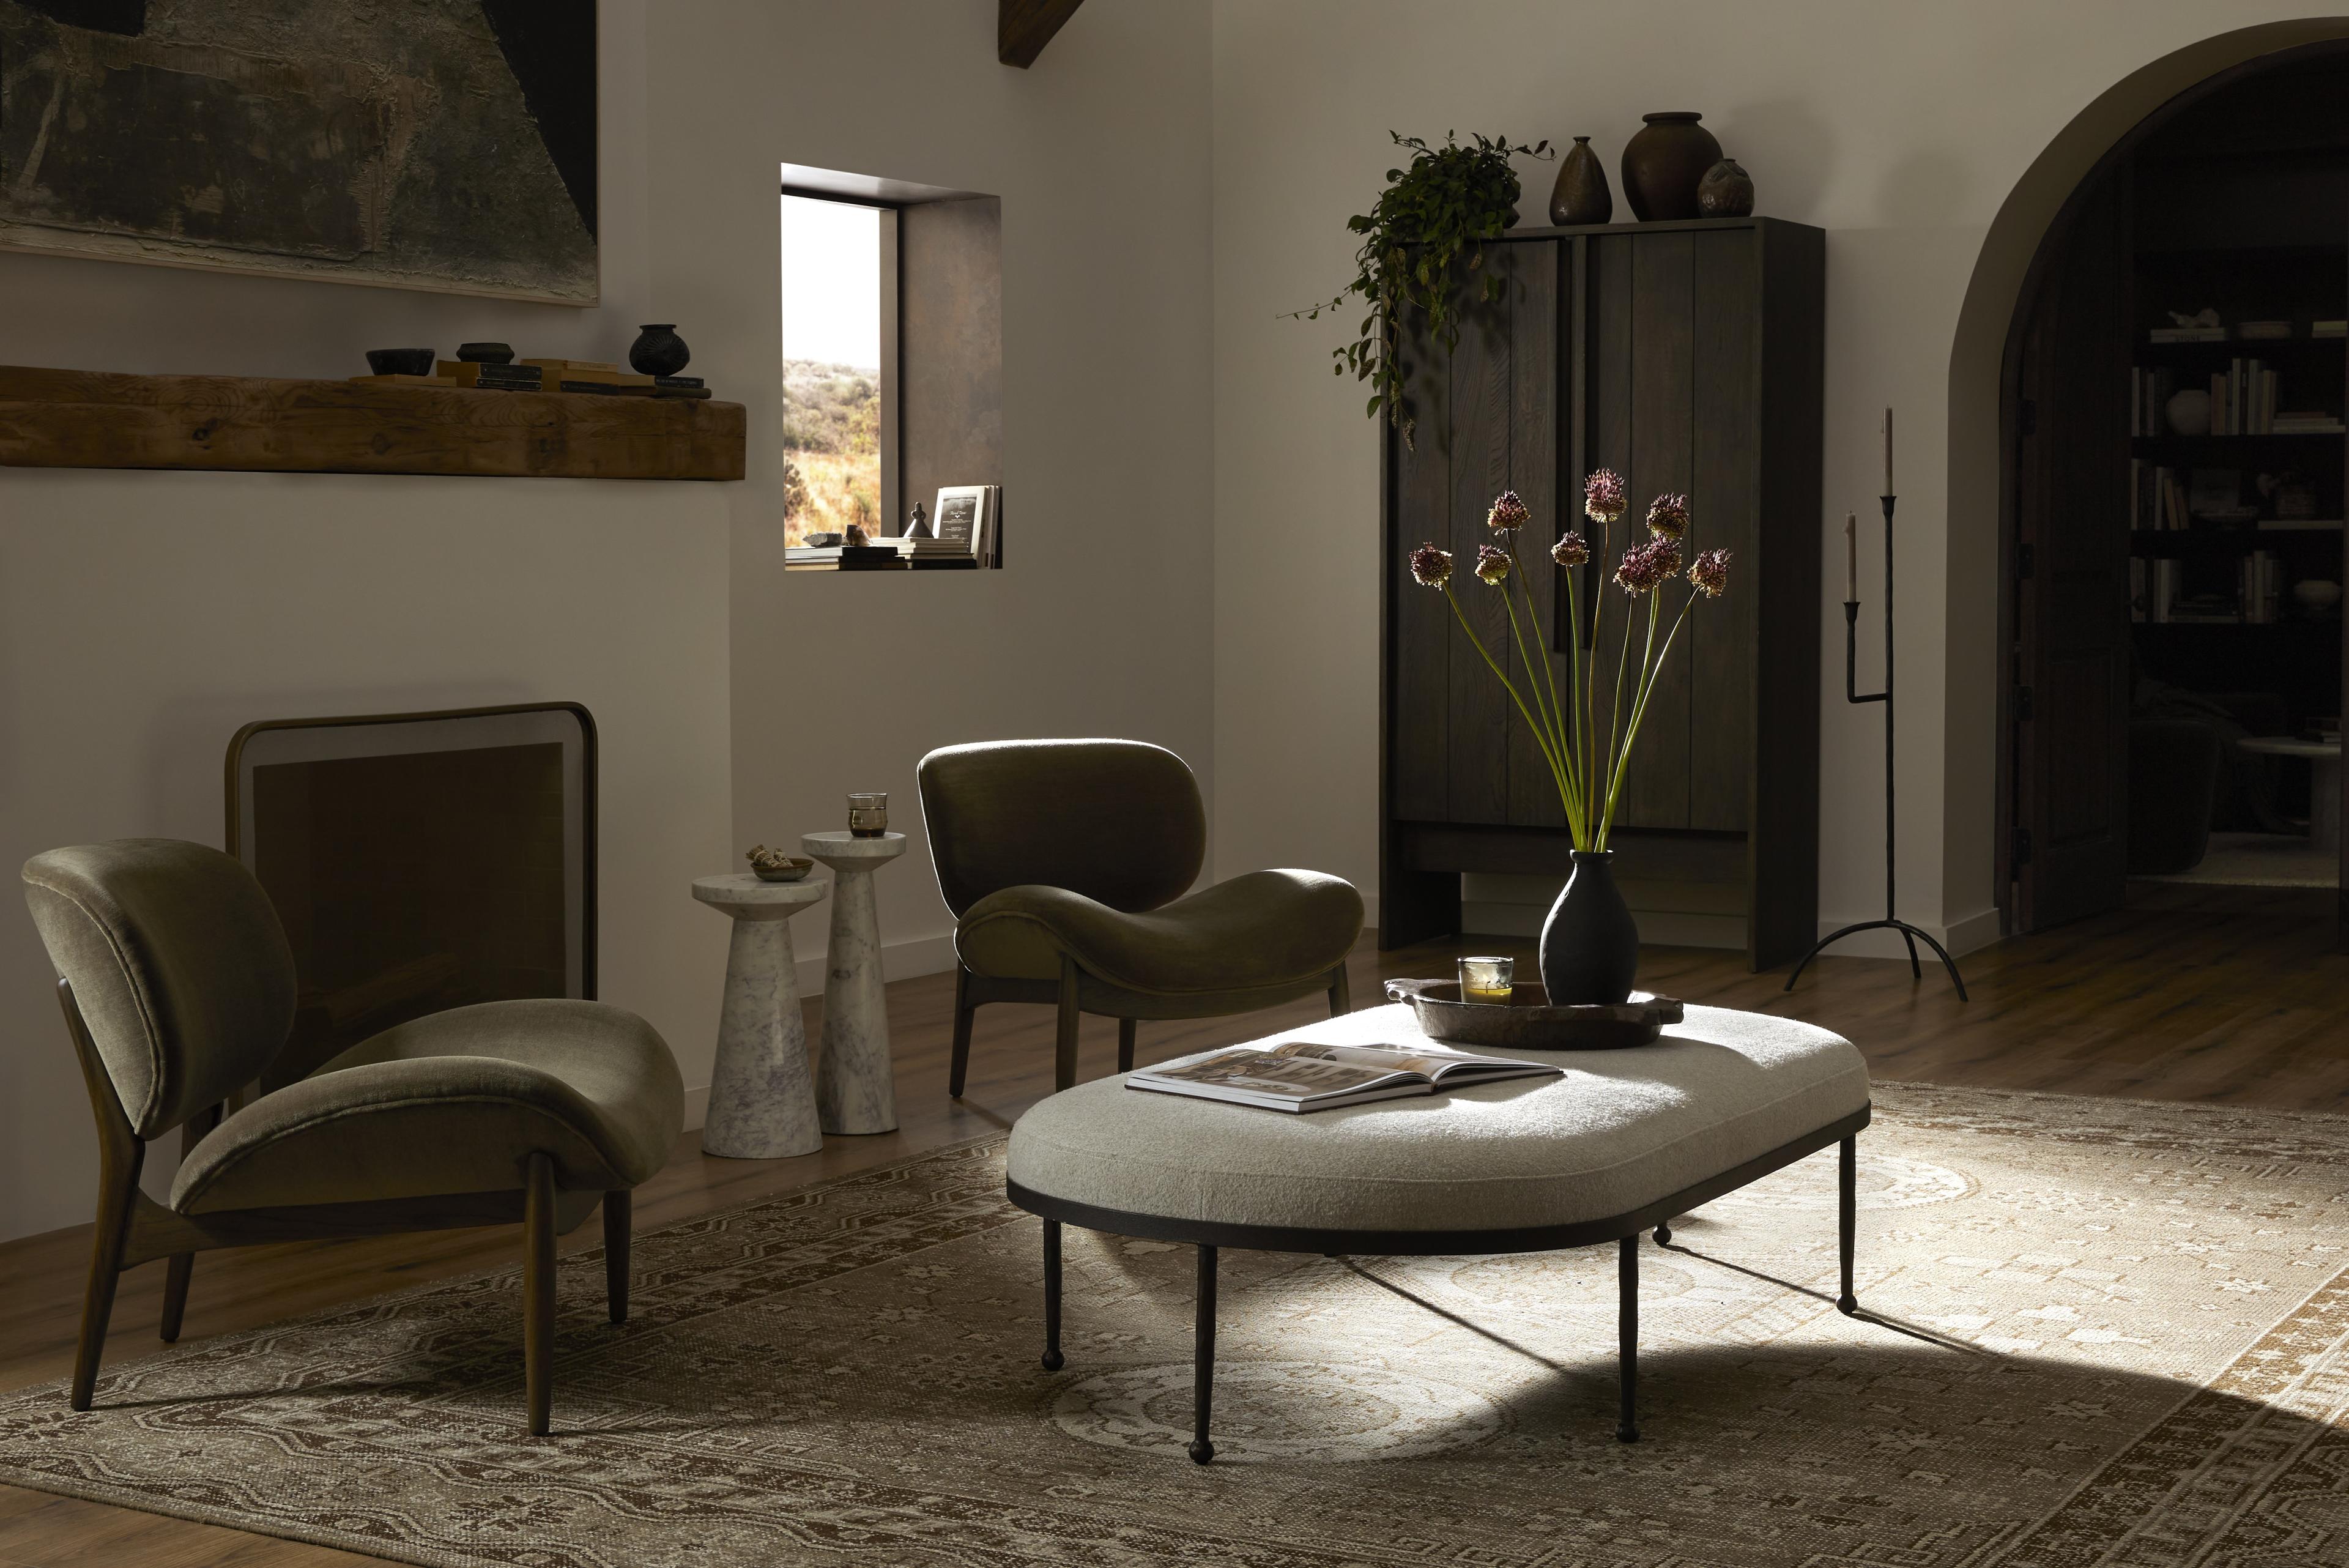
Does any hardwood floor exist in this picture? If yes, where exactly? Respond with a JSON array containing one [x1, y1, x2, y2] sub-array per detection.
[[1, 879, 2343, 1564]]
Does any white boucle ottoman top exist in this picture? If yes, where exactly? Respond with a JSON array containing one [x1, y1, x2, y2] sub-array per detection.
[[1008, 1002, 1869, 1235]]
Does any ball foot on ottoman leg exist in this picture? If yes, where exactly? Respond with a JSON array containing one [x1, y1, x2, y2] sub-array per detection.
[[1187, 1439, 1215, 1465], [1837, 1294, 1858, 1317], [1653, 1221, 1672, 1245], [1616, 1422, 1639, 1444], [1041, 1348, 1065, 1371]]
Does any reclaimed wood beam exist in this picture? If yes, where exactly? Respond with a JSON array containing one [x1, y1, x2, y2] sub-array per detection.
[[998, 0, 1083, 67], [0, 365, 745, 481]]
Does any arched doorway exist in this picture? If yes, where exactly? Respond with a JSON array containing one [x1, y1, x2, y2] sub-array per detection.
[[1959, 28, 2349, 938]]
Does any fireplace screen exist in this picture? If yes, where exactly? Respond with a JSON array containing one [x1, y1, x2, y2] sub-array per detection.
[[227, 704, 595, 1091]]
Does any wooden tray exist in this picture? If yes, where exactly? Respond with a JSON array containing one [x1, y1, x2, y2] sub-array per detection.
[[1382, 979, 1682, 1051]]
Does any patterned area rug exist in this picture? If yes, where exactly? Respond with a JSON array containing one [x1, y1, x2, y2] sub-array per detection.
[[4, 1082, 2349, 1567]]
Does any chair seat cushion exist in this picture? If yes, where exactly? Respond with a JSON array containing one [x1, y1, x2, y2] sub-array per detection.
[[1008, 1002, 1869, 1234], [957, 869, 1364, 996], [170, 999, 684, 1214]]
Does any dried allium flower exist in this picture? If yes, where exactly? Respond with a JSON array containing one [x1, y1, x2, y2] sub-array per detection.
[[1646, 492, 1690, 539], [1486, 490, 1532, 533], [1689, 547, 1732, 598], [1647, 535, 1683, 580], [1474, 544, 1513, 585], [1408, 541, 1453, 589], [1612, 538, 1675, 595], [1552, 530, 1589, 567], [1583, 468, 1627, 524]]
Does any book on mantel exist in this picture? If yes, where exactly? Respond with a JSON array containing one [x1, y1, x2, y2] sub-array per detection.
[[785, 545, 905, 571]]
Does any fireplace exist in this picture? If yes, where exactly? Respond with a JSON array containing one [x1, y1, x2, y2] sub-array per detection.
[[226, 704, 596, 1090]]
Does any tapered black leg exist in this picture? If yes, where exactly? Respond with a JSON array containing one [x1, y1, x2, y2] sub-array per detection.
[[1837, 1134, 1858, 1315], [1652, 1221, 1672, 1245], [71, 1143, 143, 1410], [1901, 927, 1922, 978], [1189, 1244, 1217, 1464], [603, 1189, 631, 1325], [949, 967, 977, 1098], [1041, 1220, 1065, 1370], [1617, 1234, 1639, 1443], [523, 1153, 557, 1436], [1116, 1019, 1137, 1075], [1327, 963, 1351, 1017], [1054, 957, 1082, 1093]]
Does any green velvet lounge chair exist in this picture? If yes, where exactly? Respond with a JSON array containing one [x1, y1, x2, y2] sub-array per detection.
[[23, 838, 683, 1436], [916, 739, 1365, 1094]]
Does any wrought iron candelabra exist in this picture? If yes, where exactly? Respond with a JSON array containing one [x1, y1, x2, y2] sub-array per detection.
[[1783, 494, 1969, 1000]]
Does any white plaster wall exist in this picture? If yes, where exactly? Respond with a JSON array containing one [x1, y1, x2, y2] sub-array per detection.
[[1209, 1, 2349, 957], [0, 2, 735, 1242], [643, 0, 1216, 970]]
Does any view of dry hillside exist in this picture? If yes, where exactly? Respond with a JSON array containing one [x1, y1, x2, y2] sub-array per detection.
[[782, 359, 882, 546]]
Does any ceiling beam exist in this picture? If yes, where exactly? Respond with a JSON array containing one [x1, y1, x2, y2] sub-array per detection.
[[998, 0, 1083, 68]]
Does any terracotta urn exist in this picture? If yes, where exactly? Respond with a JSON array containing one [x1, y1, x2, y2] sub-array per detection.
[[1620, 112, 1723, 221], [1697, 157, 1755, 217], [629, 324, 690, 377]]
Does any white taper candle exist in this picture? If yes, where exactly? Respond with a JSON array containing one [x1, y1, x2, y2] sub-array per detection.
[[1845, 512, 1858, 603]]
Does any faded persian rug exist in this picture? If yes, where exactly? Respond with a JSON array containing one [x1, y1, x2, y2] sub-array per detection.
[[2, 1082, 2348, 1567]]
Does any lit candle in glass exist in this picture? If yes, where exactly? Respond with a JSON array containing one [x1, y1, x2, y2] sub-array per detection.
[[848, 792, 889, 837], [1458, 956, 1515, 1004]]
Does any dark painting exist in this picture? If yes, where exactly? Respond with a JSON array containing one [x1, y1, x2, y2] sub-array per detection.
[[0, 0, 598, 303]]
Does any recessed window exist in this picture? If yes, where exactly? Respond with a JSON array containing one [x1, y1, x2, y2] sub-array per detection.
[[779, 194, 889, 548]]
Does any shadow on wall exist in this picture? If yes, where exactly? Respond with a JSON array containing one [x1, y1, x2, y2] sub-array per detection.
[[1709, 98, 1836, 220], [1939, 16, 2349, 930]]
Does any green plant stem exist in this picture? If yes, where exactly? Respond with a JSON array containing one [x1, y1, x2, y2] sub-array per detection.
[[1603, 589, 1702, 839], [1598, 584, 1638, 847], [1442, 588, 1576, 811], [1497, 550, 1584, 835], [1508, 548, 1581, 839], [1562, 569, 1589, 848]]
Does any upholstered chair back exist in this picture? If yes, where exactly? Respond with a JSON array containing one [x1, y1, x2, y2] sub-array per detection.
[[918, 740, 1206, 916], [23, 839, 298, 1139]]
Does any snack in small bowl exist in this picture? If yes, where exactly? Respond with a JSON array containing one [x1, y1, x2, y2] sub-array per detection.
[[746, 844, 813, 882]]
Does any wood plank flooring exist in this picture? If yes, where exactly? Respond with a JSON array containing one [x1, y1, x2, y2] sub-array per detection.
[[1, 879, 2343, 1565]]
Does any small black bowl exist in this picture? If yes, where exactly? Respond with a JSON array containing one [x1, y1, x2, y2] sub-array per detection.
[[456, 341, 514, 364], [365, 348, 437, 376]]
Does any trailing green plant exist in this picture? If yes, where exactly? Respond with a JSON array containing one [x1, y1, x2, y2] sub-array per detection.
[[1293, 131, 1550, 446]]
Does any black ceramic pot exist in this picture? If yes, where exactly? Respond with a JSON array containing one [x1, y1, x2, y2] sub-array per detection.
[[1697, 157, 1755, 218], [1548, 136, 1613, 226], [365, 347, 436, 376], [1538, 850, 1639, 1006], [629, 324, 690, 377], [1620, 112, 1723, 222]]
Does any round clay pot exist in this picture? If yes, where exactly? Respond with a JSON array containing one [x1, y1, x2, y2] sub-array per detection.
[[2164, 388, 2212, 437], [456, 341, 514, 363], [1620, 112, 1723, 222], [1696, 157, 1755, 218], [1548, 136, 1614, 226], [629, 324, 690, 377]]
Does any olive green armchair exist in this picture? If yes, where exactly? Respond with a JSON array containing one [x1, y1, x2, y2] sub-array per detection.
[[916, 739, 1364, 1094], [23, 838, 683, 1436]]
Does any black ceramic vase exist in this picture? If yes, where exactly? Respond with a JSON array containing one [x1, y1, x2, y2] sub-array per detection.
[[1620, 112, 1723, 221], [1548, 136, 1613, 226], [1697, 157, 1755, 217], [629, 324, 690, 377], [1538, 851, 1639, 1006]]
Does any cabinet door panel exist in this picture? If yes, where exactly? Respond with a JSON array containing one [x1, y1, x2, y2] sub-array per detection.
[[1390, 304, 1451, 822], [1506, 242, 1568, 829], [1690, 231, 1760, 831], [1446, 274, 1515, 825], [1614, 231, 1697, 830]]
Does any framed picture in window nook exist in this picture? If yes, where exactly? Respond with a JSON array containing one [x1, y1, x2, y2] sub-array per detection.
[[933, 485, 1000, 565]]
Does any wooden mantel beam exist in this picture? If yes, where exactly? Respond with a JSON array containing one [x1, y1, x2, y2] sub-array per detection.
[[998, 0, 1083, 67]]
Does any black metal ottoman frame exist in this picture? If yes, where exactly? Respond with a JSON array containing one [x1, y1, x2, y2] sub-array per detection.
[[1006, 1105, 1868, 1462]]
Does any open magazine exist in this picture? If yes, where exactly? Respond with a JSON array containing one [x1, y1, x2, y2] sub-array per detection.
[[1126, 1039, 1561, 1113]]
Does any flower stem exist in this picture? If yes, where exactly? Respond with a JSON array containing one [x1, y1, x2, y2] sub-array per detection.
[[1598, 584, 1638, 847], [1510, 554, 1581, 840], [1497, 560, 1583, 833], [1603, 590, 1702, 838], [1442, 587, 1575, 810]]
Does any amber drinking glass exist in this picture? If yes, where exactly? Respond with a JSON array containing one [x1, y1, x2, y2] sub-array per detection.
[[848, 792, 889, 837]]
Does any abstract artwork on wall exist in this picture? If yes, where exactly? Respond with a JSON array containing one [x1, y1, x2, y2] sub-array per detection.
[[0, 0, 598, 304]]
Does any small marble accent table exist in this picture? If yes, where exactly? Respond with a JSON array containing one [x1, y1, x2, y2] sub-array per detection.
[[692, 874, 828, 1159], [2241, 736, 2342, 854], [803, 831, 908, 1135]]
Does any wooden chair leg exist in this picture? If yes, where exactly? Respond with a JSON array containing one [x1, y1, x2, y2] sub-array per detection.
[[1117, 1018, 1137, 1074], [1054, 956, 1082, 1093], [603, 1189, 631, 1326], [523, 1153, 557, 1436], [158, 1253, 195, 1343], [1328, 962, 1352, 1017], [70, 1142, 143, 1411], [949, 965, 978, 1098]]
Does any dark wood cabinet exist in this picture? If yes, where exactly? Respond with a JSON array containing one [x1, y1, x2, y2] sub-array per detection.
[[1379, 216, 1825, 971]]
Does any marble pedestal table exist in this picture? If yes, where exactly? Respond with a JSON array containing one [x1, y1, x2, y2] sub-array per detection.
[[692, 874, 828, 1159], [803, 831, 908, 1135], [2240, 735, 2342, 854]]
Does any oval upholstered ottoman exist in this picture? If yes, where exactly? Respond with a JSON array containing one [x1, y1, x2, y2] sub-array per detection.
[[1006, 1000, 1871, 1460]]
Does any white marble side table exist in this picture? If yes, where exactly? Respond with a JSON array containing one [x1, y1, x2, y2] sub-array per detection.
[[802, 830, 908, 1135], [2241, 736, 2342, 854], [692, 874, 827, 1159]]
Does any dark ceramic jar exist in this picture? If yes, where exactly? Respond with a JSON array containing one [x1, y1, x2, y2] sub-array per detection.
[[1548, 136, 1613, 226], [1620, 112, 1723, 222], [1697, 157, 1755, 218], [629, 324, 690, 377]]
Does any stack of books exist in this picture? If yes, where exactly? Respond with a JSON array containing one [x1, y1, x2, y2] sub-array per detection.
[[896, 536, 981, 570], [785, 544, 905, 571], [521, 360, 714, 399], [437, 360, 543, 391]]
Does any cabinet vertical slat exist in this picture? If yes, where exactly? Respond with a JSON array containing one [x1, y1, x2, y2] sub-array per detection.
[[1614, 232, 1697, 830], [1390, 304, 1452, 823], [1447, 275, 1515, 825], [1691, 231, 1762, 832]]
